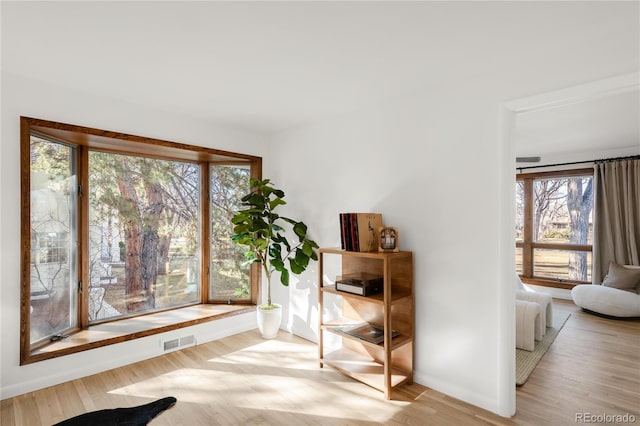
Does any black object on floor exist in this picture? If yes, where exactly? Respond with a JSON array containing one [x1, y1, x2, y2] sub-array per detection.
[[53, 396, 177, 426]]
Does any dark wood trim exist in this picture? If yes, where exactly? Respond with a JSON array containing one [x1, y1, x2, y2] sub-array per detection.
[[516, 168, 594, 180], [530, 242, 592, 252], [26, 116, 261, 164], [19, 117, 32, 365], [250, 159, 262, 305], [79, 145, 90, 329], [201, 163, 211, 303], [522, 178, 533, 277]]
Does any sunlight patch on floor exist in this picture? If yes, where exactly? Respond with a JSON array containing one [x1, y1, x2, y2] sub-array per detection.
[[106, 337, 412, 423]]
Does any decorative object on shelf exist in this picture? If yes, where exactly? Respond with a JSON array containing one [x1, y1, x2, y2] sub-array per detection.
[[231, 178, 318, 339], [339, 213, 383, 252], [335, 272, 383, 296], [378, 227, 399, 252], [335, 323, 400, 345]]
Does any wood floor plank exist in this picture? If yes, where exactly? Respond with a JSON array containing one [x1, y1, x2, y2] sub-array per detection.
[[1, 299, 638, 425]]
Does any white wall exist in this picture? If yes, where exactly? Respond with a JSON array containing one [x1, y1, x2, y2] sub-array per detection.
[[0, 72, 269, 399], [267, 85, 514, 415]]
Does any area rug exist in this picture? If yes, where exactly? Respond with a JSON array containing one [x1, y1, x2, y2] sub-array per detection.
[[516, 311, 570, 386]]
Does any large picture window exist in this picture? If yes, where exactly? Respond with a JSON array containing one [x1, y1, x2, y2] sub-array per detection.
[[87, 152, 201, 322], [21, 117, 261, 363], [516, 169, 594, 288]]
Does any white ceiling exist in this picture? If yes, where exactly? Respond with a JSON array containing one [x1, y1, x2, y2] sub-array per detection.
[[2, 1, 639, 158], [515, 89, 640, 161]]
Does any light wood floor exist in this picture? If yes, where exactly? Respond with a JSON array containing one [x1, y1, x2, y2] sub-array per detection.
[[2, 299, 638, 425]]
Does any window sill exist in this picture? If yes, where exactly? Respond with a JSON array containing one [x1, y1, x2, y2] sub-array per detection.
[[24, 304, 255, 365], [521, 277, 583, 290]]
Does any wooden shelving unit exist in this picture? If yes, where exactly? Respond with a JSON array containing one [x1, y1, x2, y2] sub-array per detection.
[[318, 248, 414, 399]]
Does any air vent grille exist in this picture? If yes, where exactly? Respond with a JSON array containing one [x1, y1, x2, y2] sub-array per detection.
[[161, 334, 196, 352], [163, 339, 179, 351], [180, 335, 195, 347]]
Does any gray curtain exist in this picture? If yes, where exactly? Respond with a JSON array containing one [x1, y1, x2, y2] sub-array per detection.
[[592, 158, 640, 283]]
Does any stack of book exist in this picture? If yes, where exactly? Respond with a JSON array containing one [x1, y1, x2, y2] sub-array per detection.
[[339, 213, 383, 252], [335, 323, 400, 345], [335, 272, 383, 296]]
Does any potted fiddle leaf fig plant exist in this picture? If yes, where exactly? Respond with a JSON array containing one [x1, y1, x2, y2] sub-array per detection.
[[231, 178, 318, 339]]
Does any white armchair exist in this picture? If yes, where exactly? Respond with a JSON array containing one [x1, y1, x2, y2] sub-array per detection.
[[571, 263, 640, 317]]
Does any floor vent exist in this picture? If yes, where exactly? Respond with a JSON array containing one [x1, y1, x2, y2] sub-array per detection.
[[161, 335, 196, 352]]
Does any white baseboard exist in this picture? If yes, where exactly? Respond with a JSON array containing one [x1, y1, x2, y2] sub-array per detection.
[[413, 370, 503, 417]]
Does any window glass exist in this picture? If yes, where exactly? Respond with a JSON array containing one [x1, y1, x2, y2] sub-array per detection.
[[88, 152, 201, 321], [533, 176, 593, 244], [533, 249, 592, 282], [29, 136, 78, 343], [515, 247, 523, 274], [209, 165, 251, 301]]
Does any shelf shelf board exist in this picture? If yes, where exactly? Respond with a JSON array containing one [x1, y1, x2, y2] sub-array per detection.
[[321, 317, 363, 328], [322, 324, 412, 350], [321, 348, 411, 392], [319, 247, 412, 259]]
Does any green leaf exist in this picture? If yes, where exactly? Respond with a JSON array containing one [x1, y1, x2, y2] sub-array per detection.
[[302, 240, 313, 256], [289, 258, 304, 274], [242, 251, 260, 264], [271, 258, 285, 271], [281, 237, 291, 252], [269, 198, 287, 210], [231, 215, 247, 225], [232, 224, 249, 234], [249, 219, 269, 233], [294, 249, 310, 269], [230, 234, 244, 242], [272, 233, 286, 244], [269, 243, 282, 257], [255, 238, 268, 250], [293, 222, 308, 239], [280, 269, 289, 286]]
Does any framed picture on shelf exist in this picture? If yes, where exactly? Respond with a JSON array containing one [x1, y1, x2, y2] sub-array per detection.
[[378, 227, 399, 252]]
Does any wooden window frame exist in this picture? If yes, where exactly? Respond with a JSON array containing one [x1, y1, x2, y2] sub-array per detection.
[[516, 168, 594, 290], [20, 117, 262, 364]]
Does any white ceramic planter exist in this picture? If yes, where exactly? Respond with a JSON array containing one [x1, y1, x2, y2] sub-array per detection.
[[256, 304, 282, 339]]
